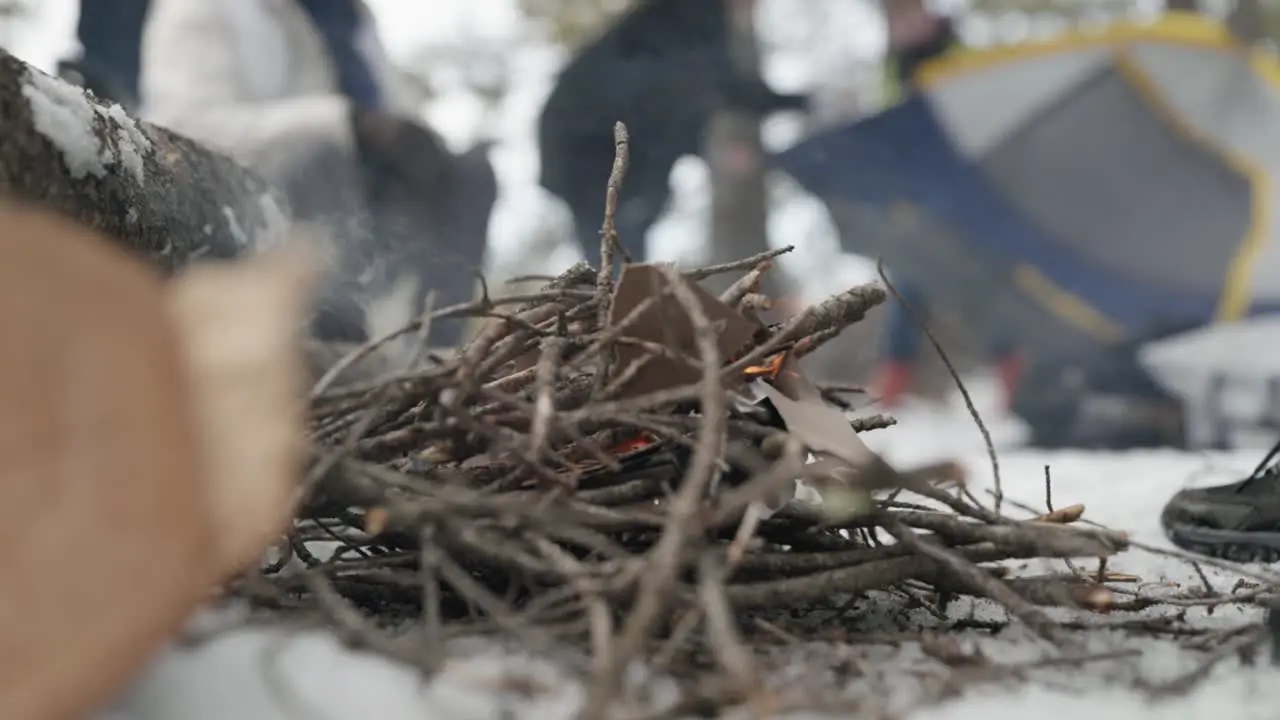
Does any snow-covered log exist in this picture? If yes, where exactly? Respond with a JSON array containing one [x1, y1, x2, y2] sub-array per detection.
[[0, 48, 289, 270]]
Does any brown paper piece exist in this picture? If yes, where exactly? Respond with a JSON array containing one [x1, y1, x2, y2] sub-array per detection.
[[607, 264, 758, 398], [755, 356, 900, 492], [755, 380, 874, 467], [0, 203, 316, 720]]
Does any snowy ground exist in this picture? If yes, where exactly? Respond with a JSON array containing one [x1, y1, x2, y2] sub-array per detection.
[[94, 380, 1280, 720]]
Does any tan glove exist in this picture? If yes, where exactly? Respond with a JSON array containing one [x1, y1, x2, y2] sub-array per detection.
[[0, 203, 316, 719]]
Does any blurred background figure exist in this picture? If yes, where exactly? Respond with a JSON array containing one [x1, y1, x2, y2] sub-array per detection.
[[140, 0, 497, 350], [38, 0, 1280, 455], [536, 0, 807, 269], [57, 0, 150, 109], [870, 0, 1023, 412]]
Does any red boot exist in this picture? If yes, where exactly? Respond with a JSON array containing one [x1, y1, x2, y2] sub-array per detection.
[[874, 361, 914, 409], [995, 354, 1025, 411]]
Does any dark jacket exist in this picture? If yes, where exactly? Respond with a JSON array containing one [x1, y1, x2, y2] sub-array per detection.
[[880, 17, 963, 107], [537, 0, 805, 265], [63, 0, 152, 107]]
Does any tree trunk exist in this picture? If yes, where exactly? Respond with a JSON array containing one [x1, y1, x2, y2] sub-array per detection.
[[702, 0, 788, 303], [0, 48, 289, 271]]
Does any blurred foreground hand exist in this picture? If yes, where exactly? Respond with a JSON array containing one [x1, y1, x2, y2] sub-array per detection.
[[0, 203, 317, 719]]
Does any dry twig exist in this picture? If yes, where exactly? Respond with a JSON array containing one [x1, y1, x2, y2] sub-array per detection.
[[215, 125, 1280, 719]]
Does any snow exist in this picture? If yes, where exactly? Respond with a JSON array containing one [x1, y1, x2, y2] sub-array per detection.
[[102, 629, 581, 720], [21, 67, 105, 180], [22, 67, 150, 185], [914, 680, 1278, 720], [100, 101, 151, 185]]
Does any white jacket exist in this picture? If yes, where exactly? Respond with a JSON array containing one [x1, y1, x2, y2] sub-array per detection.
[[140, 0, 450, 353], [139, 0, 420, 184]]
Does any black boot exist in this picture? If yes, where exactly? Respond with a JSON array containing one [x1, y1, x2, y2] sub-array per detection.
[[1161, 438, 1280, 563]]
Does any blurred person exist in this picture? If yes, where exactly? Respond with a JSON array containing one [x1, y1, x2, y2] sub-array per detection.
[[871, 0, 1024, 410], [140, 0, 497, 349], [537, 0, 808, 270], [880, 0, 959, 108], [57, 0, 152, 109]]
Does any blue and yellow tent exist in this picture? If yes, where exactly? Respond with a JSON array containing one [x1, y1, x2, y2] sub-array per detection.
[[775, 12, 1280, 369]]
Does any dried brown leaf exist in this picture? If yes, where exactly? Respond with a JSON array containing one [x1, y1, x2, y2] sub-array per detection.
[[1035, 503, 1086, 524]]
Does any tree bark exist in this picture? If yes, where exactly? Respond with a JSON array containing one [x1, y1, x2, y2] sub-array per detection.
[[0, 48, 289, 272], [703, 0, 788, 302]]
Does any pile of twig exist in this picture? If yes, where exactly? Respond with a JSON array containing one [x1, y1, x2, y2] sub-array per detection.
[[228, 124, 1167, 716]]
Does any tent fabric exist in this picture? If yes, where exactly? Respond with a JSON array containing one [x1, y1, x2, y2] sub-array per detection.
[[925, 46, 1111, 159], [1124, 43, 1280, 310], [774, 12, 1280, 367], [820, 199, 1120, 366], [779, 95, 1216, 341], [915, 12, 1280, 318], [980, 63, 1252, 297]]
